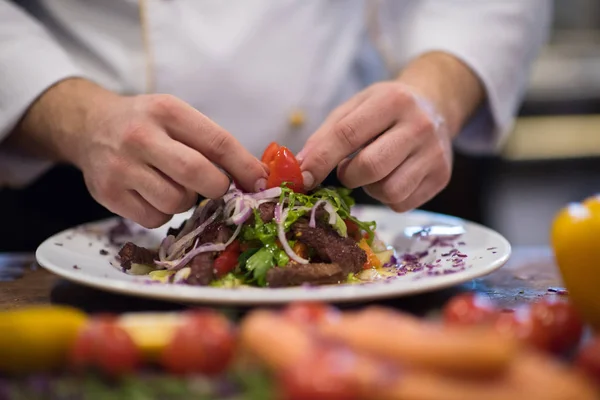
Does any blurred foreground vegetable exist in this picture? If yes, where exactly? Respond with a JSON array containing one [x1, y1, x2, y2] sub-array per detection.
[[552, 196, 600, 330], [0, 306, 87, 374]]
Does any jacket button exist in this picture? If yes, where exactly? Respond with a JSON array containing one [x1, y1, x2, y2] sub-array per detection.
[[288, 109, 306, 128]]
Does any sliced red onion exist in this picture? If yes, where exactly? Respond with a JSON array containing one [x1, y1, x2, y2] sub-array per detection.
[[274, 202, 282, 222], [249, 187, 282, 200], [159, 222, 243, 271], [166, 206, 222, 260], [228, 205, 252, 225], [276, 204, 308, 265], [175, 199, 219, 241], [158, 235, 175, 261], [224, 197, 241, 220], [158, 242, 227, 270], [308, 200, 337, 228], [309, 200, 326, 228], [257, 198, 277, 206]]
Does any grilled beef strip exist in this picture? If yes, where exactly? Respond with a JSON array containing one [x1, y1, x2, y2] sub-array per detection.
[[266, 262, 345, 287], [291, 219, 366, 275], [118, 242, 158, 270], [186, 222, 232, 286]]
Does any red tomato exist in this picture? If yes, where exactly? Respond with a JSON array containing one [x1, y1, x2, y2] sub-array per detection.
[[160, 310, 236, 376], [266, 146, 304, 193], [492, 307, 551, 351], [261, 141, 280, 165], [69, 315, 140, 377], [279, 347, 359, 400], [575, 336, 600, 386], [442, 293, 499, 326], [344, 219, 361, 241], [530, 297, 584, 354], [213, 241, 241, 278], [283, 302, 336, 324]]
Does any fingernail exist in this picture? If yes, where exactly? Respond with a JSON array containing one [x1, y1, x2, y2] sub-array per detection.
[[296, 149, 306, 164], [254, 178, 267, 192], [302, 171, 314, 189]]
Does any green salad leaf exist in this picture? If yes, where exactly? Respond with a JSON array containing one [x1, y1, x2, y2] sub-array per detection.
[[235, 184, 377, 284]]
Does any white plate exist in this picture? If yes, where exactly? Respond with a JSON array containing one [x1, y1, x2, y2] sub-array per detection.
[[35, 206, 511, 305]]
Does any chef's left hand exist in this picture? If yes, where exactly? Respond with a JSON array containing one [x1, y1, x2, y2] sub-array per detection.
[[297, 52, 483, 212], [297, 81, 451, 212]]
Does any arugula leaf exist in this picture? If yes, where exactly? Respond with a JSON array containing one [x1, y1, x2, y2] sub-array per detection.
[[332, 214, 348, 237], [238, 248, 260, 268], [273, 247, 289, 267]]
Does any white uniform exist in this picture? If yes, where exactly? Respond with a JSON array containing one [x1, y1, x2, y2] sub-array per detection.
[[0, 0, 552, 188]]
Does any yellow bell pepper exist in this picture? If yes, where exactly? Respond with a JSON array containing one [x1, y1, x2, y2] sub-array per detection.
[[0, 306, 87, 374], [551, 195, 600, 330], [358, 238, 382, 269]]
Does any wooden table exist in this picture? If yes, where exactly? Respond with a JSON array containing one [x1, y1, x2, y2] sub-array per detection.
[[0, 246, 566, 314]]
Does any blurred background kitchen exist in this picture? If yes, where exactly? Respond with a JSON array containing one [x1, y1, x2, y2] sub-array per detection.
[[414, 0, 600, 246]]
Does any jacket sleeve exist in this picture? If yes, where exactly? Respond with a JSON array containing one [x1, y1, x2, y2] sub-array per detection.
[[378, 0, 552, 154], [0, 0, 84, 188]]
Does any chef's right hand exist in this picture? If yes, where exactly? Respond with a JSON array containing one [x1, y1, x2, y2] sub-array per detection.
[[16, 79, 268, 228]]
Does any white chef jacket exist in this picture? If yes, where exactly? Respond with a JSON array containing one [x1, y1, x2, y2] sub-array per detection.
[[0, 0, 551, 188]]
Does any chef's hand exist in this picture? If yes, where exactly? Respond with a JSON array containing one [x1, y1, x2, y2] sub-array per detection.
[[8, 78, 268, 228], [298, 52, 484, 212]]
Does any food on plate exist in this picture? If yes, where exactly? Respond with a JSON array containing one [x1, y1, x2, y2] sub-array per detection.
[[442, 293, 584, 354], [552, 195, 600, 330], [117, 143, 398, 288], [1, 302, 598, 399]]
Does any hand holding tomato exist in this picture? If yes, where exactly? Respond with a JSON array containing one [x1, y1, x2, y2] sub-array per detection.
[[296, 81, 453, 211], [261, 142, 304, 192]]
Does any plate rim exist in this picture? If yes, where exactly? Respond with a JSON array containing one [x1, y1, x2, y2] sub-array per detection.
[[35, 206, 511, 305]]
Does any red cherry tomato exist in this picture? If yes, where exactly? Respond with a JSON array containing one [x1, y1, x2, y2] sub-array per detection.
[[344, 219, 361, 241], [530, 297, 584, 354], [213, 240, 241, 278], [266, 146, 304, 193], [261, 141, 280, 166], [69, 315, 140, 377], [492, 307, 551, 352], [279, 347, 359, 400], [442, 293, 499, 326], [160, 310, 236, 376], [283, 302, 336, 324], [575, 336, 600, 386]]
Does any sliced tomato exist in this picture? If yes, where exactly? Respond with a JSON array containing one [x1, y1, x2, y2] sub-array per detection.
[[214, 240, 241, 278], [266, 146, 304, 193], [283, 302, 336, 324], [529, 297, 584, 354], [160, 310, 235, 376], [442, 293, 499, 326], [358, 238, 381, 269], [344, 219, 361, 241], [69, 315, 140, 377], [279, 347, 359, 400], [261, 142, 280, 166]]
